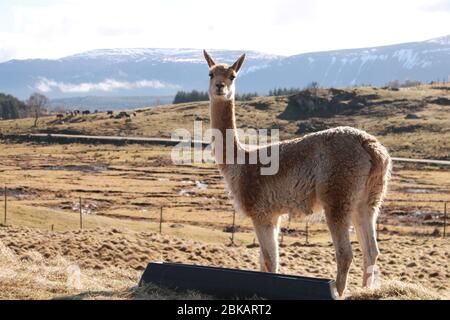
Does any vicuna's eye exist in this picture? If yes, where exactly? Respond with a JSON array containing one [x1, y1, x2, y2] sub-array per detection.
[[209, 73, 213, 78], [230, 75, 236, 81]]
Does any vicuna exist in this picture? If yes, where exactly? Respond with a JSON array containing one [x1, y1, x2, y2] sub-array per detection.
[[203, 50, 391, 296]]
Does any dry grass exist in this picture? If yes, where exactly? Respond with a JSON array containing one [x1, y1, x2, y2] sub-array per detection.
[[0, 238, 138, 300], [0, 225, 448, 300], [347, 280, 445, 300]]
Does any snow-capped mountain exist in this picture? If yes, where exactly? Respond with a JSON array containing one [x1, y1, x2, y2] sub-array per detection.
[[0, 49, 281, 100], [65, 48, 281, 64], [425, 35, 450, 45], [245, 35, 450, 92], [0, 36, 449, 102]]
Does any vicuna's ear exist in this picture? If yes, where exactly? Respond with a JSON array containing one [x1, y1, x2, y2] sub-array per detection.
[[203, 50, 216, 68], [231, 53, 246, 73]]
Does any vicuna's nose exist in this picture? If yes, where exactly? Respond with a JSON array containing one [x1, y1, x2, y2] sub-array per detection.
[[216, 83, 225, 89]]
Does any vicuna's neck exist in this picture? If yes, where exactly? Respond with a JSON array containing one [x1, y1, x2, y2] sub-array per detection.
[[209, 98, 242, 167]]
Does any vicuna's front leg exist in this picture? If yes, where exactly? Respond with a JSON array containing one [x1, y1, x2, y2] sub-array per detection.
[[252, 217, 280, 273]]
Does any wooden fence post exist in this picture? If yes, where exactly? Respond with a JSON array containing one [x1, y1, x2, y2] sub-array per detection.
[[305, 221, 309, 245], [281, 216, 291, 246], [230, 210, 236, 246], [79, 197, 83, 230], [159, 207, 163, 234], [3, 185, 6, 225], [444, 202, 447, 239]]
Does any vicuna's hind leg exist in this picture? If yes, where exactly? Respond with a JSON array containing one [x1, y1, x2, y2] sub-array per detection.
[[325, 208, 353, 297], [252, 217, 280, 273], [352, 203, 380, 288]]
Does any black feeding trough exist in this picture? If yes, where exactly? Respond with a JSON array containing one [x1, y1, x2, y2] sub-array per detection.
[[139, 262, 338, 300]]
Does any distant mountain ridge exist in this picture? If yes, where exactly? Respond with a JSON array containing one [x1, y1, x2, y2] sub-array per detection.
[[50, 96, 173, 111], [64, 48, 282, 64], [0, 35, 449, 105]]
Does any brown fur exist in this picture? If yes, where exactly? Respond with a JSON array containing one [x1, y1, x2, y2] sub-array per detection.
[[203, 50, 391, 297]]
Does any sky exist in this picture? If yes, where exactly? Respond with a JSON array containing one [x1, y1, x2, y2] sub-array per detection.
[[0, 0, 449, 63]]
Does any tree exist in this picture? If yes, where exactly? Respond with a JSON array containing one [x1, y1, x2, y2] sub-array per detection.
[[173, 90, 209, 104], [172, 90, 258, 104], [27, 93, 49, 127], [306, 81, 320, 96], [386, 80, 400, 89], [267, 87, 302, 97], [401, 80, 421, 88], [235, 92, 258, 101], [0, 93, 24, 120]]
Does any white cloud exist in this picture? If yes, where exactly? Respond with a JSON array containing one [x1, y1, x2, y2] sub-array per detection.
[[424, 0, 450, 11], [0, 0, 449, 62], [35, 77, 178, 93]]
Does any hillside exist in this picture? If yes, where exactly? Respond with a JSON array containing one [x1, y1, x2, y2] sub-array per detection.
[[1, 84, 449, 160]]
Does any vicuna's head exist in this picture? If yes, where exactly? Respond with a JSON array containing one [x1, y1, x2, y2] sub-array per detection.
[[203, 50, 245, 101]]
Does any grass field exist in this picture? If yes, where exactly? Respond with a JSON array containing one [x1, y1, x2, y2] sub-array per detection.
[[1, 84, 449, 160], [0, 84, 449, 299], [0, 225, 448, 300], [0, 141, 448, 299], [1, 142, 448, 234]]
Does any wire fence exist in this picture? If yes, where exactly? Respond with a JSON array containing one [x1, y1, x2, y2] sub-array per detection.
[[1, 184, 448, 247]]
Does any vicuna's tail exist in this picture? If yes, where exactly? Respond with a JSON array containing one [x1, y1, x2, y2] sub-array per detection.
[[362, 137, 392, 214]]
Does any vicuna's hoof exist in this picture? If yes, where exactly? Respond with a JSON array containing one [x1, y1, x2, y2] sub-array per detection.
[[336, 277, 348, 297], [364, 265, 380, 289]]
